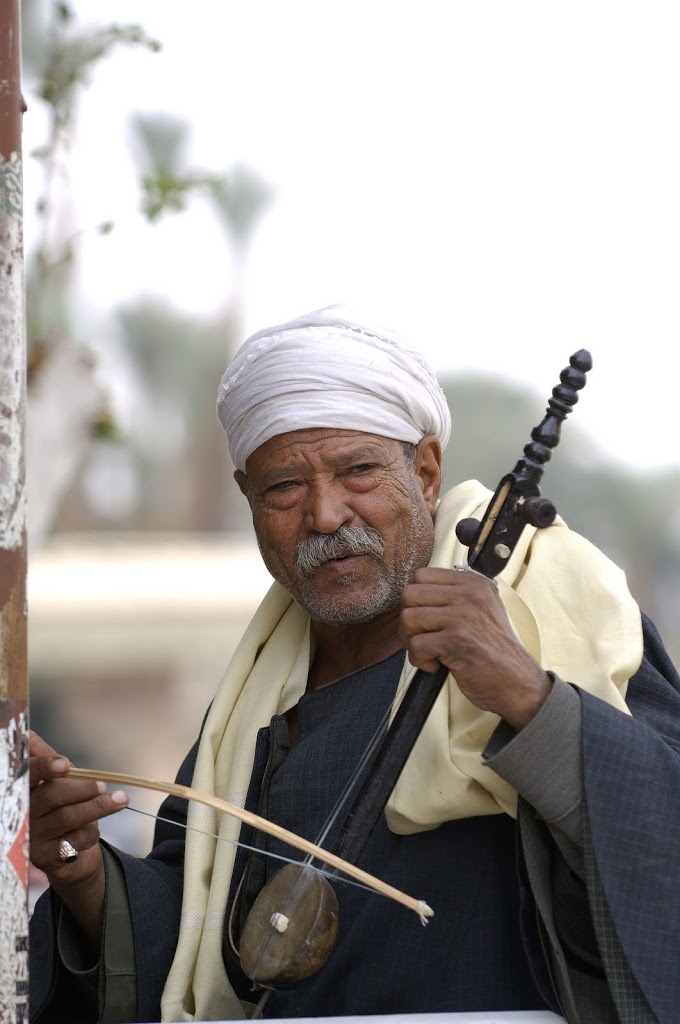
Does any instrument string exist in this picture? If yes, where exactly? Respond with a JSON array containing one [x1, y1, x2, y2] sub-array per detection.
[[307, 698, 392, 855], [124, 804, 378, 897], [307, 660, 418, 856], [127, 803, 382, 982], [69, 766, 433, 919]]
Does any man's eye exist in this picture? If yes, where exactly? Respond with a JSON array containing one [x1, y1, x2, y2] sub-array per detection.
[[348, 464, 377, 474], [268, 480, 298, 493]]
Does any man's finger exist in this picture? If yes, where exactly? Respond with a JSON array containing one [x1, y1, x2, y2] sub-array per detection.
[[50, 790, 129, 837], [31, 773, 107, 813], [29, 753, 73, 790], [52, 827, 101, 861], [410, 566, 495, 585], [31, 790, 129, 858], [401, 583, 467, 609], [29, 730, 58, 759]]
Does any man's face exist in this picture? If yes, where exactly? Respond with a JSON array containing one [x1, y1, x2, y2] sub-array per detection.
[[236, 429, 440, 625]]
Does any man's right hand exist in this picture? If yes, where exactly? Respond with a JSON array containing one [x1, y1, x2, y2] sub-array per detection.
[[29, 730, 129, 947]]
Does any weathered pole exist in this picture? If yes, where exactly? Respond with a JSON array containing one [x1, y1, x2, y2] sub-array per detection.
[[0, 0, 28, 1021]]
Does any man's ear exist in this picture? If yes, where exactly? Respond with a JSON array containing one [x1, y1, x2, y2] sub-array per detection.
[[414, 435, 442, 510], [234, 470, 250, 502]]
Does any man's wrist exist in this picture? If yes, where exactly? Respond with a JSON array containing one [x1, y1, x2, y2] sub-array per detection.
[[495, 667, 554, 731]]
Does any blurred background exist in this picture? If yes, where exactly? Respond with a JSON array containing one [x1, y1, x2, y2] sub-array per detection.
[[24, 0, 680, 891]]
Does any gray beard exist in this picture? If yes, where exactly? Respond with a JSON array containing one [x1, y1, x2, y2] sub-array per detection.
[[294, 565, 405, 624], [289, 502, 433, 625]]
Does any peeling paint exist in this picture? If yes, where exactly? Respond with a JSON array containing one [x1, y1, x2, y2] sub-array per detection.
[[0, 152, 24, 551], [0, 708, 28, 1024], [0, 10, 28, 1018]]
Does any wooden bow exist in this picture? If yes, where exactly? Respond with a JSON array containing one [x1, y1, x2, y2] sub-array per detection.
[[65, 766, 433, 923]]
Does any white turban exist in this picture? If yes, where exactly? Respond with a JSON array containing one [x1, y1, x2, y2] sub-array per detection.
[[216, 305, 452, 471]]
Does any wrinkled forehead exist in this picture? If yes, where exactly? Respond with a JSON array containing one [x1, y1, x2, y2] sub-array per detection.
[[244, 428, 406, 477]]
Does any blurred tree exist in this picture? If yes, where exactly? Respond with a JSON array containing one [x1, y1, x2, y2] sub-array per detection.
[[21, 0, 161, 545], [111, 113, 272, 532], [73, 299, 230, 531], [107, 302, 247, 532], [21, 2, 271, 538], [132, 113, 271, 249]]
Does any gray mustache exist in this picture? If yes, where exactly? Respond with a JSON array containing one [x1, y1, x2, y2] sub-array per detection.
[[296, 525, 384, 574]]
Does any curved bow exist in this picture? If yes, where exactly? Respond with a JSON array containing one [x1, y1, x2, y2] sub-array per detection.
[[65, 766, 433, 923]]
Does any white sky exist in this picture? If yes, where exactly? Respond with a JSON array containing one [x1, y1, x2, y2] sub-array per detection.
[[24, 1, 680, 471]]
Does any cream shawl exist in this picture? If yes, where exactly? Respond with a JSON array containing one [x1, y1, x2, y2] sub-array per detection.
[[161, 480, 643, 1021]]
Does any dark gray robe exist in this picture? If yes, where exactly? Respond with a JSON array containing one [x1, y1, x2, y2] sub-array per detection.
[[29, 613, 680, 1023]]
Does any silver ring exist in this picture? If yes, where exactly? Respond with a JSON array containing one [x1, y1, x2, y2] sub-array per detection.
[[452, 564, 470, 572], [58, 838, 79, 863]]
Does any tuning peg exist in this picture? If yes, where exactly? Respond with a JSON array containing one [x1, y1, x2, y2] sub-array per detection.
[[521, 496, 556, 529], [455, 518, 480, 548]]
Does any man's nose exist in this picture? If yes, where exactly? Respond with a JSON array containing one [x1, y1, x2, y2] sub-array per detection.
[[303, 481, 353, 534]]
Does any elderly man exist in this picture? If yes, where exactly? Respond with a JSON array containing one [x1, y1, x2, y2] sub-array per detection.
[[30, 307, 680, 1024]]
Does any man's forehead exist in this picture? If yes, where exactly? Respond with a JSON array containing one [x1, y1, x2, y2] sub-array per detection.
[[246, 428, 404, 474]]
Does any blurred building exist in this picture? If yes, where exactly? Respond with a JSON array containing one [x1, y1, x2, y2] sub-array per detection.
[[28, 533, 274, 864]]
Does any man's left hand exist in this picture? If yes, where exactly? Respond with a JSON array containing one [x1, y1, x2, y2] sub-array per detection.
[[400, 566, 552, 731]]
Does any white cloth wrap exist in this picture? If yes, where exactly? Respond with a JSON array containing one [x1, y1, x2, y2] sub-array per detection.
[[216, 306, 451, 471]]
